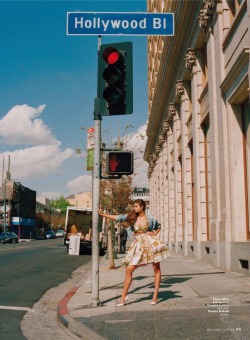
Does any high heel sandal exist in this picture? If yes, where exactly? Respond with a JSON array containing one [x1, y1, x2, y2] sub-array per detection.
[[117, 295, 129, 307], [151, 296, 158, 305], [151, 300, 158, 305]]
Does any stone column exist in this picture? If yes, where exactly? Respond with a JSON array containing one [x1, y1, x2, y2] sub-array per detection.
[[185, 47, 202, 259]]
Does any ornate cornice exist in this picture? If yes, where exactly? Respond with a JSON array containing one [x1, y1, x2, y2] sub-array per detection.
[[152, 154, 158, 164], [159, 133, 165, 145], [198, 0, 218, 32], [147, 173, 152, 178], [185, 48, 197, 72], [175, 80, 185, 98], [163, 120, 170, 134], [168, 103, 176, 121], [155, 144, 161, 154]]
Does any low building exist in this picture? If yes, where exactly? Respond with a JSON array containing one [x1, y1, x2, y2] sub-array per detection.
[[0, 180, 36, 238], [36, 199, 61, 239], [66, 192, 92, 208]]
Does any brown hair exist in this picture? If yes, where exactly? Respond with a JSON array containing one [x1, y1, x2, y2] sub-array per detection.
[[126, 211, 137, 225], [133, 199, 146, 212]]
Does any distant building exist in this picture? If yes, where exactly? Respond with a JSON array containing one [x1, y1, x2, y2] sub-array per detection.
[[0, 180, 36, 238], [66, 192, 92, 208], [36, 199, 61, 239]]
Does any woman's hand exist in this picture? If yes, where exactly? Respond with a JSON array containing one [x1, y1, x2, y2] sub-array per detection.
[[147, 231, 154, 236], [98, 209, 117, 221]]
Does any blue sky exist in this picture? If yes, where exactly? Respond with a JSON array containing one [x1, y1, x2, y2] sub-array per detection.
[[0, 0, 148, 201]]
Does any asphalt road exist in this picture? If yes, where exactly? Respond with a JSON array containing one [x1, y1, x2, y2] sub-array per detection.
[[0, 238, 91, 340]]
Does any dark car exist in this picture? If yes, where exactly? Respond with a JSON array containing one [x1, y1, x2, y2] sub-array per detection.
[[45, 230, 56, 239], [0, 232, 19, 244]]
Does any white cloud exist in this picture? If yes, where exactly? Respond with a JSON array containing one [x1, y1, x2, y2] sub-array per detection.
[[3, 144, 74, 180], [37, 191, 62, 203], [0, 104, 74, 181], [0, 104, 57, 145], [66, 174, 92, 193], [125, 124, 149, 188]]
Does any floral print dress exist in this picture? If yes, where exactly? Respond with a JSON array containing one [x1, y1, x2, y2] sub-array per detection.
[[121, 220, 169, 267]]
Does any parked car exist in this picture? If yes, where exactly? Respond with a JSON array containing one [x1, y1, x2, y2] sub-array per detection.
[[55, 229, 65, 238], [45, 230, 56, 239], [0, 232, 19, 244]]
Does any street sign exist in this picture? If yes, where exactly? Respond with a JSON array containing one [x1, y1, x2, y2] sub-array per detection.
[[87, 127, 95, 150], [67, 12, 174, 36], [87, 127, 95, 171]]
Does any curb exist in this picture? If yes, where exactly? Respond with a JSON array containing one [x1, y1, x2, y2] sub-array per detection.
[[57, 258, 107, 340]]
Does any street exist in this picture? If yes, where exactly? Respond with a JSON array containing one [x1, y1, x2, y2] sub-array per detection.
[[0, 238, 91, 340]]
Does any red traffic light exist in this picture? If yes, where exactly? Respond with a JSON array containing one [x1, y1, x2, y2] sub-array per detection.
[[107, 151, 134, 175], [99, 42, 133, 116], [103, 47, 122, 65]]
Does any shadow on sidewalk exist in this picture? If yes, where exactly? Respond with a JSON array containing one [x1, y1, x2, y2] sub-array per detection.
[[99, 268, 229, 306], [100, 275, 189, 305]]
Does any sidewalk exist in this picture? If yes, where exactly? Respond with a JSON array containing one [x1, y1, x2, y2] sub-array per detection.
[[58, 253, 250, 340]]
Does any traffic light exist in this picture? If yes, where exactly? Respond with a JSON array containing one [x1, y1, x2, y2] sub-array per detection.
[[99, 42, 133, 116], [107, 151, 134, 175]]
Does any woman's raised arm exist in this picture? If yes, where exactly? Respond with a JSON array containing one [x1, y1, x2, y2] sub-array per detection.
[[99, 209, 117, 221]]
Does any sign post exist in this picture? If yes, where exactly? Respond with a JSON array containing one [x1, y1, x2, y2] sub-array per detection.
[[90, 36, 102, 307]]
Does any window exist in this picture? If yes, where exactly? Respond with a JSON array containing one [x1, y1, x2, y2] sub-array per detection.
[[202, 120, 213, 240]]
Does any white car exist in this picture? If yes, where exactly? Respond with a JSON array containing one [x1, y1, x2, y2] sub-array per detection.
[[55, 230, 65, 238]]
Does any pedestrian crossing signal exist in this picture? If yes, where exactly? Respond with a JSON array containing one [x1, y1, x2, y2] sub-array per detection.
[[107, 151, 133, 175]]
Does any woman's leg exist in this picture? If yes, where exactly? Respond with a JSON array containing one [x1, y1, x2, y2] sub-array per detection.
[[120, 265, 136, 302], [152, 262, 161, 302]]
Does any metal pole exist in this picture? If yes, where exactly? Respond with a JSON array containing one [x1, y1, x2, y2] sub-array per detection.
[[91, 35, 102, 307]]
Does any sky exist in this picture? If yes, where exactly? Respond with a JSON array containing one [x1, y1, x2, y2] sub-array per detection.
[[0, 0, 149, 202]]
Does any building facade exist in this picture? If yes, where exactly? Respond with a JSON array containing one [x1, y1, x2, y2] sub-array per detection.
[[145, 0, 250, 275], [66, 192, 92, 208], [36, 199, 61, 239], [0, 180, 36, 238]]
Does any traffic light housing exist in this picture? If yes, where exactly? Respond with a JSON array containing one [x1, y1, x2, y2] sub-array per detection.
[[99, 42, 133, 116], [107, 151, 134, 175]]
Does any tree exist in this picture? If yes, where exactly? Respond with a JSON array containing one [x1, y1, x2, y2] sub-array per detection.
[[50, 213, 66, 231], [100, 177, 134, 213], [51, 195, 71, 215]]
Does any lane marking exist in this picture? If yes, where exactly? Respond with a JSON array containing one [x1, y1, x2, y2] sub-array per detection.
[[0, 305, 34, 312]]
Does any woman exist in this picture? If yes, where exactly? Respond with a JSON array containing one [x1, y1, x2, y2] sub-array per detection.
[[99, 199, 169, 306]]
